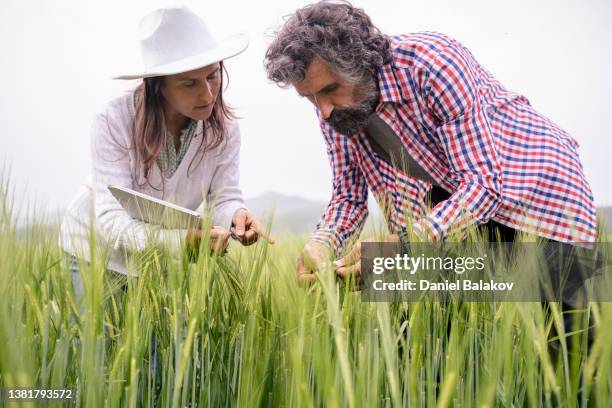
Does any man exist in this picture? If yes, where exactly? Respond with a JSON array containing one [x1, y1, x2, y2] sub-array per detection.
[[264, 1, 598, 284]]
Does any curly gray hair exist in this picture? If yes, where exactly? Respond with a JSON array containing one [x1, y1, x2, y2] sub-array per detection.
[[264, 0, 392, 87]]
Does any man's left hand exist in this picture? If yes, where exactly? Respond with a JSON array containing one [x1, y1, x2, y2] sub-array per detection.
[[334, 234, 399, 278]]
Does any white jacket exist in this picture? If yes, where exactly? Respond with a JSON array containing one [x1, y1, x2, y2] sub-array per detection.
[[60, 88, 246, 274]]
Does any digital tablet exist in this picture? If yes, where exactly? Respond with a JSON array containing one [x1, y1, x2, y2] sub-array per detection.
[[108, 185, 201, 229]]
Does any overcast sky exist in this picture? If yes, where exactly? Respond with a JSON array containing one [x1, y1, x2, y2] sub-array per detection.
[[1, 0, 611, 214]]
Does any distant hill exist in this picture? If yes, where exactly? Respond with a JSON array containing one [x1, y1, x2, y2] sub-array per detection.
[[245, 192, 327, 235], [245, 192, 386, 236]]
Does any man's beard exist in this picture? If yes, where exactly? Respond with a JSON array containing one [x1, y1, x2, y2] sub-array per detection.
[[326, 76, 379, 136]]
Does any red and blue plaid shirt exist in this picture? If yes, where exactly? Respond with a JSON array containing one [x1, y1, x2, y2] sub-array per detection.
[[312, 32, 597, 255]]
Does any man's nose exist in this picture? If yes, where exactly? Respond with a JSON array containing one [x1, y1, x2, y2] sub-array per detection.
[[317, 100, 334, 120]]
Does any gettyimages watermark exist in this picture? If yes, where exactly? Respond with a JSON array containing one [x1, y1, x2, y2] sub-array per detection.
[[360, 241, 612, 302]]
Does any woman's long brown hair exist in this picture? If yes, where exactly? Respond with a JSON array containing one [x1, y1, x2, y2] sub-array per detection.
[[132, 61, 235, 190]]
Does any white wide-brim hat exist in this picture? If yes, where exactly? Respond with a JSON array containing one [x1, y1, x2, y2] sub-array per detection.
[[113, 5, 249, 80]]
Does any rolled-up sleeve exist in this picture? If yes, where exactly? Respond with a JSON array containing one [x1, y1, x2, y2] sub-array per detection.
[[311, 123, 369, 256]]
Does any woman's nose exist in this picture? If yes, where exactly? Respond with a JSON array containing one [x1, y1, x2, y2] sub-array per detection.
[[199, 81, 214, 101]]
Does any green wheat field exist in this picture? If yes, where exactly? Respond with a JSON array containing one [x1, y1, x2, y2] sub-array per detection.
[[1, 176, 611, 408]]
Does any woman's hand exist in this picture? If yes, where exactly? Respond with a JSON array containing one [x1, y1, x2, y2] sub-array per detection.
[[186, 226, 232, 258], [230, 209, 275, 246]]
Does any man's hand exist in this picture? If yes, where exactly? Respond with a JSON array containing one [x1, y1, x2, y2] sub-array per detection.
[[231, 209, 275, 246], [296, 240, 333, 284], [334, 234, 399, 279], [186, 226, 232, 258]]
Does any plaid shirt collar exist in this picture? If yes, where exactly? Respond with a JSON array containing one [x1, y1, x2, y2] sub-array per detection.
[[377, 62, 405, 105]]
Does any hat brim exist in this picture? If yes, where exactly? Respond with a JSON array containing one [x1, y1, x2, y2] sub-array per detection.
[[112, 33, 249, 80]]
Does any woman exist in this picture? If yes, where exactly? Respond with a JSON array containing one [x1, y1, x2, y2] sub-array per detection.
[[60, 5, 271, 289]]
